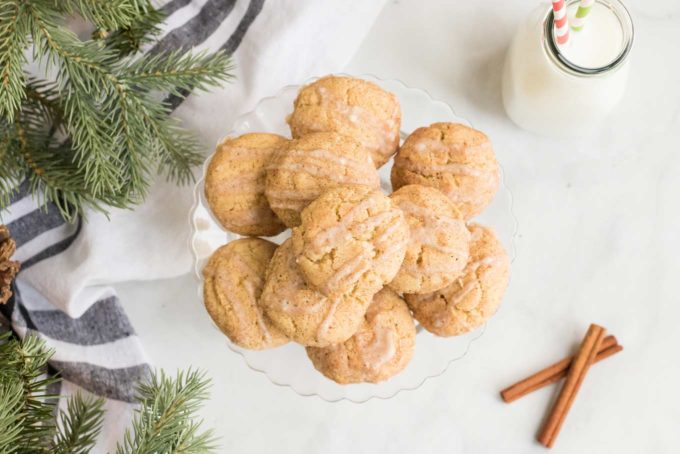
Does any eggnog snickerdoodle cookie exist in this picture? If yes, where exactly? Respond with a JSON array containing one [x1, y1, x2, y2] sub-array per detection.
[[388, 185, 471, 294], [292, 186, 409, 301], [205, 133, 288, 236], [406, 223, 509, 337], [260, 239, 371, 348], [202, 238, 288, 350], [306, 288, 416, 384], [287, 75, 401, 168], [265, 131, 379, 228], [391, 122, 500, 220]]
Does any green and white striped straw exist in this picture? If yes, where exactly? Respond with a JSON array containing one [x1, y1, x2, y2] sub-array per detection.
[[571, 0, 595, 31]]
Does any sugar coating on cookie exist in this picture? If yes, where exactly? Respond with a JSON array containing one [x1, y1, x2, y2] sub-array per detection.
[[391, 122, 500, 220], [406, 224, 509, 337], [292, 186, 409, 301], [287, 75, 401, 168], [260, 239, 372, 347], [388, 185, 471, 294], [265, 131, 380, 228], [306, 288, 416, 384], [202, 238, 288, 350], [205, 133, 288, 236]]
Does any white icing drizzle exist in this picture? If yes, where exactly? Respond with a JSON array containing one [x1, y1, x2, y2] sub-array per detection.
[[438, 256, 499, 306], [399, 160, 483, 177], [278, 298, 325, 315], [231, 254, 271, 342], [285, 149, 378, 183], [265, 188, 316, 211], [267, 189, 320, 200], [323, 252, 371, 294], [356, 322, 397, 371], [273, 247, 325, 315], [315, 86, 398, 158], [317, 296, 341, 340], [316, 210, 403, 294], [404, 139, 498, 181], [269, 162, 371, 185], [310, 193, 380, 252], [396, 200, 467, 261], [267, 198, 308, 211], [374, 216, 405, 248]]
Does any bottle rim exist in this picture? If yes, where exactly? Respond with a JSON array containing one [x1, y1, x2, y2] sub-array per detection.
[[543, 0, 634, 77]]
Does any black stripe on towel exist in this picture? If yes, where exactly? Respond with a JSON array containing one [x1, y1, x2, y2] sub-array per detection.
[[221, 0, 265, 54], [164, 0, 265, 111], [21, 218, 82, 270], [7, 204, 66, 248], [160, 0, 193, 16], [19, 296, 136, 346], [50, 361, 151, 403], [148, 0, 237, 55], [6, 180, 30, 205]]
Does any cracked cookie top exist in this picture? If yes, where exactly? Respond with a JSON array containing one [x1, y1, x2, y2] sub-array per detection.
[[306, 288, 416, 384], [260, 239, 372, 348], [388, 184, 471, 294], [405, 223, 510, 337], [286, 75, 401, 168], [205, 133, 289, 237], [202, 238, 288, 350], [292, 186, 409, 302], [391, 122, 500, 220], [265, 131, 380, 228]]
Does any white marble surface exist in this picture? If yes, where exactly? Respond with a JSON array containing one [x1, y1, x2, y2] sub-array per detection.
[[117, 1, 680, 452]]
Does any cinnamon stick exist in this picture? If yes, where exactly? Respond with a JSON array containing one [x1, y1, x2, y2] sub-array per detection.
[[537, 323, 606, 448], [501, 335, 622, 403]]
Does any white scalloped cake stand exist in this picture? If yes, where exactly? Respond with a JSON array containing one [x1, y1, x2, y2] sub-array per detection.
[[189, 74, 518, 402]]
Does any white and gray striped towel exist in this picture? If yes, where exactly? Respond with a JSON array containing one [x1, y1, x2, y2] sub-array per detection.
[[0, 0, 386, 450]]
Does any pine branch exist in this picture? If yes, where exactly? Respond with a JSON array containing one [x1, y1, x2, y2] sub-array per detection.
[[99, 2, 164, 57], [0, 333, 59, 452], [0, 120, 25, 208], [124, 50, 235, 96], [1, 0, 235, 220], [52, 393, 106, 454], [54, 0, 148, 32], [116, 369, 217, 454], [155, 117, 204, 185], [0, 331, 220, 453], [0, 379, 24, 453], [0, 1, 30, 122]]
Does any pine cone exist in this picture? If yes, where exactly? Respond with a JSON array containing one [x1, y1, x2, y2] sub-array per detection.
[[0, 225, 20, 305]]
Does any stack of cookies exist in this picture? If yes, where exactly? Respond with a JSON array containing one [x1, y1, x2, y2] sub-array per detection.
[[202, 75, 510, 385]]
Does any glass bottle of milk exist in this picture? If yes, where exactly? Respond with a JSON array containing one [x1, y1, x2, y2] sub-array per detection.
[[502, 0, 633, 137]]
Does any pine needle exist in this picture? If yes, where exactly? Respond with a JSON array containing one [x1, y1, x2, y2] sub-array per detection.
[[52, 393, 105, 454], [116, 369, 218, 454], [0, 0, 234, 220], [0, 331, 219, 453]]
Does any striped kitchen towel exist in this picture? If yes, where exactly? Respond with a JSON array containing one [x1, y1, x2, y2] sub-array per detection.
[[0, 0, 386, 450]]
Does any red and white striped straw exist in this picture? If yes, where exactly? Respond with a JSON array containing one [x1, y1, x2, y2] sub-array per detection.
[[552, 0, 570, 45]]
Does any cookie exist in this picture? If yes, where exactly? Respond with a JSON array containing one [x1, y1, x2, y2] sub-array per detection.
[[391, 122, 500, 219], [388, 185, 471, 294], [406, 224, 510, 336], [292, 186, 409, 301], [202, 238, 288, 350], [287, 75, 401, 168], [260, 239, 372, 347], [205, 133, 288, 236], [306, 288, 416, 384], [265, 131, 380, 228]]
